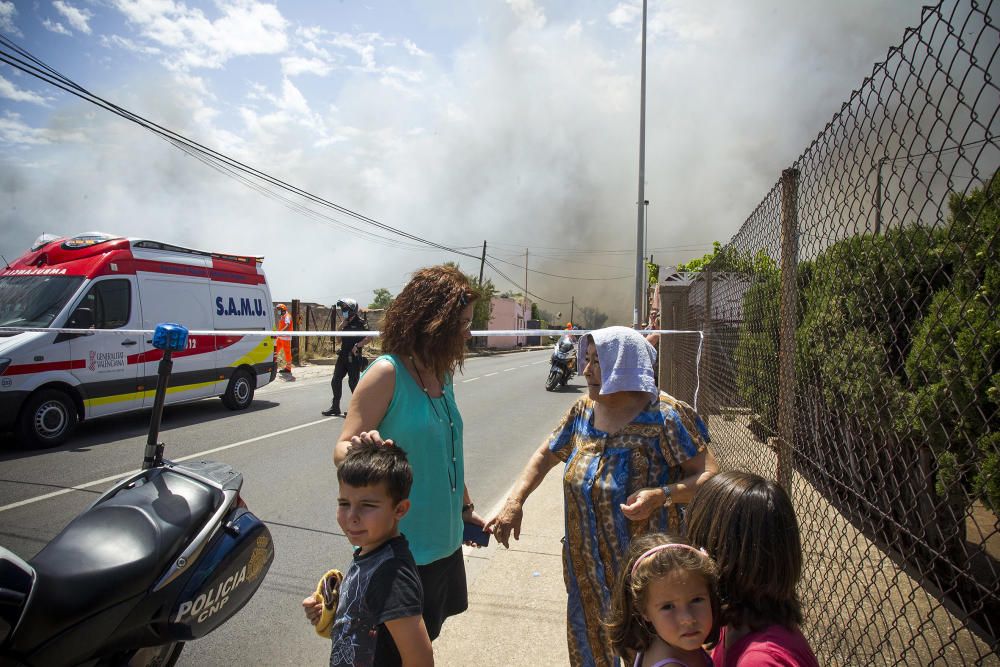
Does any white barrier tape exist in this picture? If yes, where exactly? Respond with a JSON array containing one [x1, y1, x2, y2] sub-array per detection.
[[0, 326, 706, 409], [0, 327, 703, 338]]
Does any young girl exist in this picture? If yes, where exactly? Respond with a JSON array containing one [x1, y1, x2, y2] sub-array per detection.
[[608, 533, 720, 667]]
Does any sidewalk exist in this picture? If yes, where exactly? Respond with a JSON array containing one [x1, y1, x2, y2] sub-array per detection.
[[280, 352, 570, 665], [432, 470, 569, 666]]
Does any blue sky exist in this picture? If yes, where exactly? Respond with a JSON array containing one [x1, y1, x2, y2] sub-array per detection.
[[0, 0, 925, 313]]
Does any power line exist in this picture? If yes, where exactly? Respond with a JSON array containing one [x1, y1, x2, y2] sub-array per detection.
[[0, 36, 483, 262], [485, 252, 631, 281]]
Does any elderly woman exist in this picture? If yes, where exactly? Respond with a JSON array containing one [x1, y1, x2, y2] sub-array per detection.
[[486, 326, 717, 667]]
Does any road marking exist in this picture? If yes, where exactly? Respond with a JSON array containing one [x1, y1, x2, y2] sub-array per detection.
[[484, 372, 498, 377], [520, 364, 532, 368], [0, 418, 335, 514], [503, 368, 516, 372], [461, 377, 480, 383]]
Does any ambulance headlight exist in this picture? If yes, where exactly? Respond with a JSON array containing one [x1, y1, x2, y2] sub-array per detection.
[[152, 323, 189, 352], [0, 358, 9, 375]]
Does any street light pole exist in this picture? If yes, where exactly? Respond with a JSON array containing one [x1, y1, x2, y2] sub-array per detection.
[[642, 200, 649, 324], [633, 0, 648, 327]]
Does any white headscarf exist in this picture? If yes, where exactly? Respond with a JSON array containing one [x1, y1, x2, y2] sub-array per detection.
[[579, 326, 659, 404]]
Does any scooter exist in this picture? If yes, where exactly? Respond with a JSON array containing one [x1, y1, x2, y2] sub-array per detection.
[[0, 323, 274, 667], [545, 334, 577, 391]]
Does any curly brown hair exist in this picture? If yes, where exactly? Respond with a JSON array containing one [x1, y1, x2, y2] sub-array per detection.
[[606, 532, 721, 659], [380, 265, 477, 380]]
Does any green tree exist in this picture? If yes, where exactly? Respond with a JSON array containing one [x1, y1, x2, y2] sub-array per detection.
[[734, 264, 781, 435], [369, 288, 394, 310], [470, 278, 497, 331], [902, 175, 999, 510], [646, 259, 660, 286], [677, 241, 722, 272]]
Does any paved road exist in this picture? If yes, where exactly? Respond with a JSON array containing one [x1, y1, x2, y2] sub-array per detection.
[[0, 349, 580, 665]]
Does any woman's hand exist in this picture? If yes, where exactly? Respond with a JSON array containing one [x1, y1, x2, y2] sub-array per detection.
[[462, 509, 488, 548], [484, 498, 524, 549], [620, 487, 666, 522], [350, 430, 394, 448], [302, 594, 321, 626]]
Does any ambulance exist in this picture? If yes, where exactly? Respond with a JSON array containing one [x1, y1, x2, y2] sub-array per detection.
[[0, 232, 277, 447]]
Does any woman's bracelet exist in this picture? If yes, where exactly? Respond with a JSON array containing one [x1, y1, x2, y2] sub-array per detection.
[[462, 502, 475, 514]]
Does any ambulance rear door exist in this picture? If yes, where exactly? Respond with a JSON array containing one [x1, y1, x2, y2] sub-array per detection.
[[135, 266, 219, 407], [65, 276, 143, 418], [210, 281, 272, 394]]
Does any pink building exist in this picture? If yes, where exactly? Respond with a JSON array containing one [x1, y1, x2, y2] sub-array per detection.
[[487, 296, 533, 348]]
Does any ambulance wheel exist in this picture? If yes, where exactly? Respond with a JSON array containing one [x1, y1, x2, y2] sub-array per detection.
[[17, 389, 77, 448], [222, 369, 255, 410]]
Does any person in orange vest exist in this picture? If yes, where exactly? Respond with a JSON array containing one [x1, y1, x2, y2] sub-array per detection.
[[276, 303, 293, 374]]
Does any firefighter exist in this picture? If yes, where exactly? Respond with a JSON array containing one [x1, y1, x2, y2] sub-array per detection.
[[275, 303, 293, 374], [321, 298, 369, 416]]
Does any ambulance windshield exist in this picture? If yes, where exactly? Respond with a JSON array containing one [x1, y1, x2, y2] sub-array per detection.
[[0, 275, 85, 330]]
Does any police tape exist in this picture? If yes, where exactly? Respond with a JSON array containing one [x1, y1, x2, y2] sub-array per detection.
[[0, 327, 703, 337], [0, 327, 705, 408]]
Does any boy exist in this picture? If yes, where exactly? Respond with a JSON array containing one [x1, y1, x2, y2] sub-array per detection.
[[303, 440, 433, 667]]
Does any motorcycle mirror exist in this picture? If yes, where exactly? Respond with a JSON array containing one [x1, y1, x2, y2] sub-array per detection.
[[153, 323, 189, 351]]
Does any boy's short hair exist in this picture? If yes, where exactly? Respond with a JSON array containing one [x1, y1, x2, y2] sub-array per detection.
[[337, 440, 413, 504]]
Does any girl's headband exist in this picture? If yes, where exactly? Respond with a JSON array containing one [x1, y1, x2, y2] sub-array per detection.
[[630, 543, 708, 579]]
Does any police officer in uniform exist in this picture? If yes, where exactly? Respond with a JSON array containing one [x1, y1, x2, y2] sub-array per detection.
[[322, 298, 370, 416]]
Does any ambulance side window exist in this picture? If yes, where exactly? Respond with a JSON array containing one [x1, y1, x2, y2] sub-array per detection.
[[73, 279, 131, 329]]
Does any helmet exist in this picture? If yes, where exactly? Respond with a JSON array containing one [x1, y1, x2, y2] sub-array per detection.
[[276, 303, 287, 311], [336, 298, 359, 315], [566, 322, 573, 329]]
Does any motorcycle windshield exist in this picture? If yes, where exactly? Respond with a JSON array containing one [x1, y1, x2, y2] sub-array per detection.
[[0, 275, 85, 330]]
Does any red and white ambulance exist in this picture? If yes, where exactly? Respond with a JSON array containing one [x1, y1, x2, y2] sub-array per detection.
[[0, 232, 277, 447]]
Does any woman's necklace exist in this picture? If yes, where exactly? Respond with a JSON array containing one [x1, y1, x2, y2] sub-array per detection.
[[410, 356, 458, 493]]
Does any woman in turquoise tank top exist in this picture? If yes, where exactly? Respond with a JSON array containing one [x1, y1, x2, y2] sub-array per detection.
[[333, 265, 486, 641]]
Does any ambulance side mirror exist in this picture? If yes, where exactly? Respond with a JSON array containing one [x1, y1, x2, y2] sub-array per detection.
[[68, 307, 94, 330]]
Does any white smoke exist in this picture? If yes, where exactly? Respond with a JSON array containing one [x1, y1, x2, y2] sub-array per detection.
[[0, 0, 925, 320]]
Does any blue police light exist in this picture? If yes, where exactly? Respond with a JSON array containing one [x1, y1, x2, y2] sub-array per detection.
[[152, 323, 189, 351]]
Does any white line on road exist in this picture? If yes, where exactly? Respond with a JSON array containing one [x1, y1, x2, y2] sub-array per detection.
[[503, 368, 516, 372], [461, 377, 480, 383], [0, 418, 335, 514], [484, 372, 498, 377]]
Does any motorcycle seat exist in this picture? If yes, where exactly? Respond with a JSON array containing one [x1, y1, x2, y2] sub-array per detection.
[[18, 469, 219, 648]]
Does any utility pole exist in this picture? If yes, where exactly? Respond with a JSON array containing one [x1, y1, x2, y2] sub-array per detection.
[[524, 248, 529, 297], [642, 200, 650, 323], [478, 240, 487, 285], [633, 0, 648, 327], [570, 296, 575, 326]]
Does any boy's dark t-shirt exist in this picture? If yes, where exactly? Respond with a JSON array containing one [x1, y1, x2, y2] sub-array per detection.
[[330, 535, 423, 667]]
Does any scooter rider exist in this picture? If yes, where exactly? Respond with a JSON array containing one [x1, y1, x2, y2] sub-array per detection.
[[321, 298, 370, 416]]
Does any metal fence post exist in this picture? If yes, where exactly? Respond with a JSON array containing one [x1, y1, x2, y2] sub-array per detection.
[[777, 168, 800, 491]]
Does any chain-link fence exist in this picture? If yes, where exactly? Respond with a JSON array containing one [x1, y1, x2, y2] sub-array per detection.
[[660, 1, 998, 664]]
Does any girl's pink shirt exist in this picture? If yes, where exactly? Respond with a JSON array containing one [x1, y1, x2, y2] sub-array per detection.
[[711, 625, 820, 667]]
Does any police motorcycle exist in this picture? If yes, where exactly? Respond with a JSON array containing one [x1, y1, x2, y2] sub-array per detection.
[[0, 324, 274, 667], [545, 333, 577, 391]]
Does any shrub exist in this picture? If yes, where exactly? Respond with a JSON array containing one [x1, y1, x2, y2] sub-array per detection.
[[902, 175, 999, 510]]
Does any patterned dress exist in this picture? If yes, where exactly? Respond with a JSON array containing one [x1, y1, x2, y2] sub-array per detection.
[[547, 392, 711, 667]]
